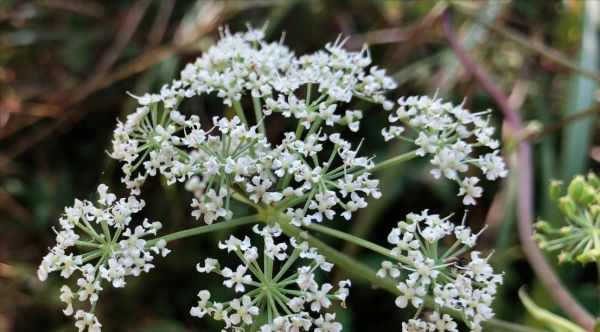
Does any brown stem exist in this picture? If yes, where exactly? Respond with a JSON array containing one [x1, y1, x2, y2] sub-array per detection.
[[520, 105, 600, 141], [442, 8, 595, 331]]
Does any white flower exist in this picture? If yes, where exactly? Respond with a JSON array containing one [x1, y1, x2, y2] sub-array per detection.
[[296, 266, 318, 292], [459, 177, 483, 205], [74, 310, 102, 332], [222, 265, 252, 292], [196, 258, 218, 273], [191, 188, 232, 224], [307, 283, 333, 312], [288, 297, 306, 313], [429, 312, 458, 332], [219, 235, 251, 252], [479, 151, 507, 180], [377, 260, 400, 278], [264, 236, 288, 261], [76, 277, 102, 304], [314, 313, 342, 332], [228, 295, 259, 325], [190, 290, 211, 318], [246, 176, 284, 204], [395, 278, 425, 309], [59, 285, 74, 316], [381, 126, 404, 141], [466, 252, 494, 282], [402, 318, 433, 332]]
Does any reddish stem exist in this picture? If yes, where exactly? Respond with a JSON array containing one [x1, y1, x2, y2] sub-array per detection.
[[441, 8, 595, 331]]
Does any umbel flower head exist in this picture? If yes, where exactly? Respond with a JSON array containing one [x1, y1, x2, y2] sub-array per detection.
[[382, 95, 507, 205], [534, 173, 600, 264], [110, 25, 395, 227], [380, 210, 502, 331], [191, 224, 350, 331], [38, 184, 170, 331]]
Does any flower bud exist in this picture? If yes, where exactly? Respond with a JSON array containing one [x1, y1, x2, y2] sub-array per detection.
[[590, 204, 599, 219], [567, 176, 585, 202], [531, 234, 546, 248], [589, 248, 600, 262], [579, 185, 596, 205], [558, 251, 572, 263], [558, 196, 576, 218], [548, 180, 563, 201], [576, 251, 593, 264], [559, 226, 572, 235], [534, 220, 553, 233], [587, 172, 600, 188]]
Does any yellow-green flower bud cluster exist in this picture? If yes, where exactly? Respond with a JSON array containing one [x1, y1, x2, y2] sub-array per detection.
[[534, 173, 600, 264]]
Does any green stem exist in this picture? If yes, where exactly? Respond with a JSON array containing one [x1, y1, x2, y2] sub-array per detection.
[[306, 223, 409, 265], [80, 251, 103, 264], [146, 215, 259, 247], [272, 247, 301, 282], [353, 150, 419, 176], [75, 241, 102, 249], [232, 190, 258, 208], [252, 97, 266, 135], [77, 220, 104, 243], [277, 220, 399, 293], [233, 100, 248, 126], [306, 118, 323, 137]]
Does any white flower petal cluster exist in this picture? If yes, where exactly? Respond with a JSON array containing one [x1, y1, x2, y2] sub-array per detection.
[[382, 95, 507, 205], [191, 224, 350, 331], [381, 210, 502, 331], [179, 27, 396, 109], [38, 184, 170, 332], [401, 313, 458, 332], [109, 26, 394, 226]]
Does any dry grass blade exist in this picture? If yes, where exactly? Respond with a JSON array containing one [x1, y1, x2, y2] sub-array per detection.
[[0, 1, 151, 137], [146, 0, 176, 49], [0, 1, 230, 170], [453, 3, 600, 82], [90, 0, 151, 85], [0, 186, 32, 222], [346, 2, 446, 49], [520, 105, 600, 142]]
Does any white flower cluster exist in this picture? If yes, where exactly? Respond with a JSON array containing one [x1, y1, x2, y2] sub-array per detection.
[[110, 26, 392, 225], [191, 224, 350, 331], [402, 313, 458, 332], [38, 184, 170, 332], [179, 27, 396, 109], [379, 210, 502, 331], [382, 95, 507, 205], [39, 25, 509, 332]]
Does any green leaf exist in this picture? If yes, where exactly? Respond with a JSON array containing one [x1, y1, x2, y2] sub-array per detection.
[[519, 288, 587, 332], [560, 2, 599, 181]]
